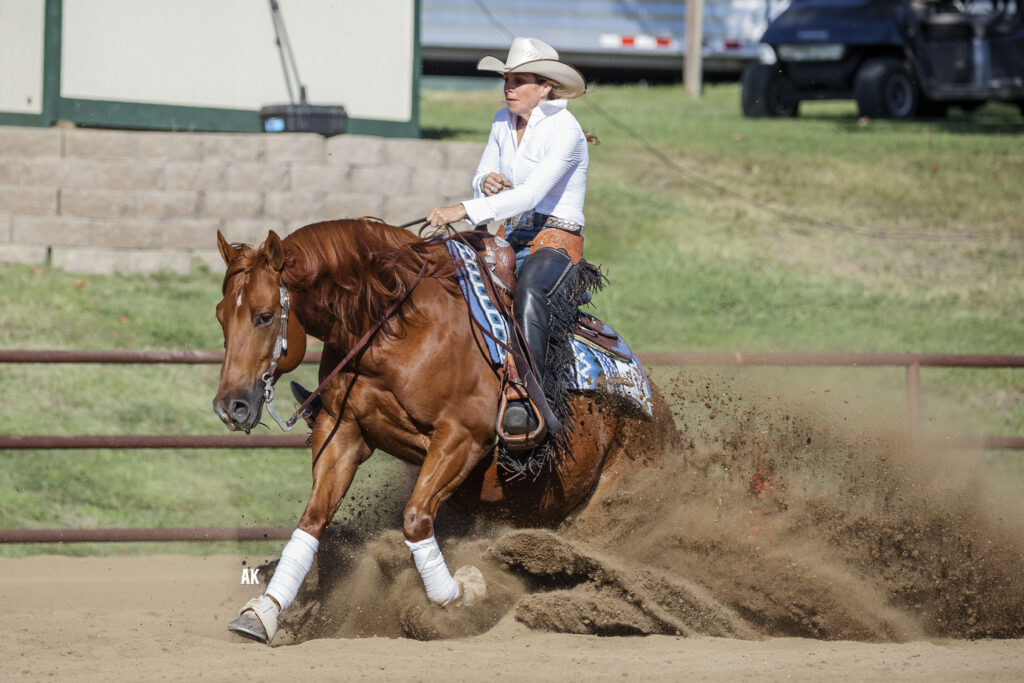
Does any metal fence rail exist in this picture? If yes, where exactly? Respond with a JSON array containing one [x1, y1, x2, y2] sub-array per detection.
[[0, 435, 307, 449], [0, 527, 294, 543], [1, 348, 1021, 544]]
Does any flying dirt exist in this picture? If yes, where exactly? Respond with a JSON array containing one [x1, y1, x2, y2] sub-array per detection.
[[268, 368, 1024, 645]]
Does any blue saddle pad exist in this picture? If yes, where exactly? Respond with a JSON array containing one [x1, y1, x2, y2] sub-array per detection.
[[447, 239, 510, 365], [447, 239, 653, 418]]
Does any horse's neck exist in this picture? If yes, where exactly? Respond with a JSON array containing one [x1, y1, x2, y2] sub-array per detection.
[[290, 299, 337, 347], [289, 276, 444, 350]]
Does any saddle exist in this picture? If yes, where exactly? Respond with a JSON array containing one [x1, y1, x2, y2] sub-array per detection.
[[461, 229, 625, 451]]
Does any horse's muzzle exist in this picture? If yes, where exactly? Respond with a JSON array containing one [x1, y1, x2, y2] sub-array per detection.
[[213, 388, 264, 432]]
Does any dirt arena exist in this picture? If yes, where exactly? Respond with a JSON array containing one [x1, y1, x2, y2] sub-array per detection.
[[4, 370, 1024, 681], [2, 553, 1022, 682]]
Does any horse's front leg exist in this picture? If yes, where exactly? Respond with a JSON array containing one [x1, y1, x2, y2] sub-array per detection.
[[403, 422, 489, 607], [229, 417, 370, 643]]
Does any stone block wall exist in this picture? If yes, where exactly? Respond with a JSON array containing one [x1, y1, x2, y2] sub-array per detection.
[[0, 126, 484, 274]]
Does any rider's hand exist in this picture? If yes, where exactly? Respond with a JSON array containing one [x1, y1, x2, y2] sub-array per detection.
[[426, 204, 468, 228], [481, 173, 511, 196]]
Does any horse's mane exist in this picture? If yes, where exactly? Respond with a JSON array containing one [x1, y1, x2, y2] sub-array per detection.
[[222, 218, 459, 346], [276, 219, 460, 345]]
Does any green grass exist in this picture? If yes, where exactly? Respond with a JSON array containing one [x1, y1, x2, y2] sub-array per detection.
[[1, 82, 1021, 555]]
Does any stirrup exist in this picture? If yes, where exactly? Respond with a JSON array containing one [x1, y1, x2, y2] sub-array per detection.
[[495, 385, 547, 451]]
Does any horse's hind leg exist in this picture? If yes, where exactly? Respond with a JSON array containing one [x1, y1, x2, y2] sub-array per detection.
[[402, 422, 489, 607], [229, 418, 371, 643]]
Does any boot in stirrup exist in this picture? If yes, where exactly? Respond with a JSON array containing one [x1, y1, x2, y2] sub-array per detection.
[[502, 398, 539, 435]]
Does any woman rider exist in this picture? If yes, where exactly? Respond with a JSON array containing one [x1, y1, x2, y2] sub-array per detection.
[[427, 37, 589, 435]]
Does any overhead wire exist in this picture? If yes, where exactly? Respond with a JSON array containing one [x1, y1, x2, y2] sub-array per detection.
[[466, 0, 981, 244], [578, 98, 978, 243]]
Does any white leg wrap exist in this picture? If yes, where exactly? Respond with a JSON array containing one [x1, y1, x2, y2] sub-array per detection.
[[406, 536, 461, 606], [265, 528, 319, 611]]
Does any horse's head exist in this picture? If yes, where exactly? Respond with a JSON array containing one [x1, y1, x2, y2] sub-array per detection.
[[213, 230, 307, 432]]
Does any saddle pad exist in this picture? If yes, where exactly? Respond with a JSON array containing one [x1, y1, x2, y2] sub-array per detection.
[[447, 239, 510, 366], [570, 336, 654, 418], [448, 238, 653, 417]]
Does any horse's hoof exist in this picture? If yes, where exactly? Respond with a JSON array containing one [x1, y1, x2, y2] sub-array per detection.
[[453, 565, 487, 607], [228, 595, 279, 643], [228, 611, 269, 643]]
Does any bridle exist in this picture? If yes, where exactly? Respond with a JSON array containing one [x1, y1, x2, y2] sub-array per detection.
[[261, 285, 295, 431]]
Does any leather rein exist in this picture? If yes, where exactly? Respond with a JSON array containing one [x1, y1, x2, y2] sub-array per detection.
[[261, 258, 430, 432], [259, 217, 543, 435]]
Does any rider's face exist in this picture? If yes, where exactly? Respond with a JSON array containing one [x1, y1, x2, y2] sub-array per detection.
[[504, 73, 552, 119]]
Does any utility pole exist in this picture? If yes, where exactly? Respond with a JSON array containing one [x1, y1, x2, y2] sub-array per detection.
[[684, 0, 705, 99]]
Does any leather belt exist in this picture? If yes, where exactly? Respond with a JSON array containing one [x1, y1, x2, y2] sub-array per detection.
[[503, 211, 584, 238], [533, 213, 583, 233]]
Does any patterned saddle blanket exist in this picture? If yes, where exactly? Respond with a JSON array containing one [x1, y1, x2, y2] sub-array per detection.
[[447, 239, 653, 418]]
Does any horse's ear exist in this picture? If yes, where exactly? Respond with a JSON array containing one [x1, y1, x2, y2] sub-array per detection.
[[266, 230, 285, 272], [216, 230, 238, 266]]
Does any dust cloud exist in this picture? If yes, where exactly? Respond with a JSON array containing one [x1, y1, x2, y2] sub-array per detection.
[[272, 369, 1024, 644]]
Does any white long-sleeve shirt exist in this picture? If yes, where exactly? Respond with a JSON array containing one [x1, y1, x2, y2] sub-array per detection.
[[462, 99, 588, 230]]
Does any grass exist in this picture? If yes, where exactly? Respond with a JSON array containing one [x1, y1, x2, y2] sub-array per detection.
[[1, 81, 1021, 555]]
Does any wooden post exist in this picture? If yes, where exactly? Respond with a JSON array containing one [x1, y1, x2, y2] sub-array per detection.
[[684, 0, 705, 99], [906, 362, 922, 438]]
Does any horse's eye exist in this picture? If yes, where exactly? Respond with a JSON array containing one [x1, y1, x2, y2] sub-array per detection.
[[255, 313, 274, 327]]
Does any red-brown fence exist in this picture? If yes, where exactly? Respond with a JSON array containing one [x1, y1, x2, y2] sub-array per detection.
[[1, 349, 1021, 544]]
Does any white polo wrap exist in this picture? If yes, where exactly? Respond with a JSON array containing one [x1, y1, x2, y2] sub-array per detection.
[[406, 536, 461, 606], [265, 528, 319, 611]]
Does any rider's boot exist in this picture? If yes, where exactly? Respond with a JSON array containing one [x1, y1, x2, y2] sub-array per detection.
[[502, 248, 573, 436], [290, 381, 323, 427]]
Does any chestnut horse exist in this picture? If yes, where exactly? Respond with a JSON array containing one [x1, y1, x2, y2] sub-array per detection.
[[213, 218, 673, 643]]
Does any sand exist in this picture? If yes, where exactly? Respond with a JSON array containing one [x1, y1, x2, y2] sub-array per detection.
[[2, 553, 1023, 682]]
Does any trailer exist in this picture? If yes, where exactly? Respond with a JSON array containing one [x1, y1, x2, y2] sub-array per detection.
[[421, 0, 791, 76]]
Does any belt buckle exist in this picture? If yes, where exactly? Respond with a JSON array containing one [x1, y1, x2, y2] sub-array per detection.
[[504, 212, 534, 234]]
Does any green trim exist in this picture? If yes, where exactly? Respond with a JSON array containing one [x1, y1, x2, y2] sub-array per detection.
[[42, 0, 62, 125], [57, 98, 419, 137], [0, 112, 48, 127], [347, 117, 419, 138], [410, 0, 422, 138], [56, 98, 262, 133]]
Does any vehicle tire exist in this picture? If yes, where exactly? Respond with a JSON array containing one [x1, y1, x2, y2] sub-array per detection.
[[741, 64, 799, 118], [854, 58, 920, 119]]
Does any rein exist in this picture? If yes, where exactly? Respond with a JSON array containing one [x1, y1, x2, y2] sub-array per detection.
[[259, 217, 540, 435], [262, 258, 431, 432]]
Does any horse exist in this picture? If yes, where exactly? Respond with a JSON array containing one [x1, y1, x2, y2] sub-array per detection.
[[213, 218, 675, 643]]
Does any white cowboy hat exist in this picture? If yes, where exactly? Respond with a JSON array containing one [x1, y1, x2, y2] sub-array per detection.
[[477, 37, 587, 99]]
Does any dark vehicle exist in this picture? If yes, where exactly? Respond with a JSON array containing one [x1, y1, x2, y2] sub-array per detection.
[[741, 0, 1024, 118]]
